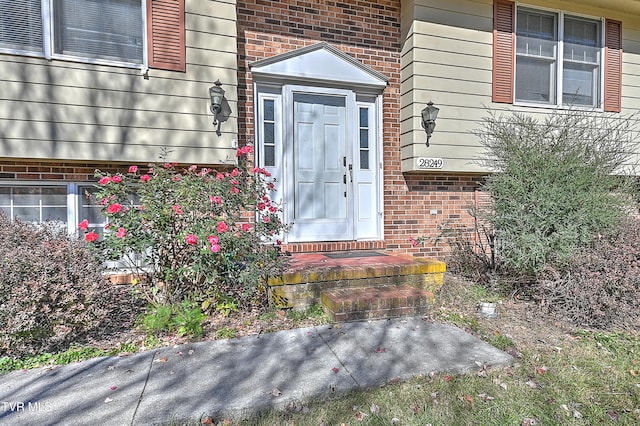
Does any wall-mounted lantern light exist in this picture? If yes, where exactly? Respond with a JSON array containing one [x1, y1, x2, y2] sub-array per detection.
[[421, 101, 439, 147], [209, 79, 226, 126]]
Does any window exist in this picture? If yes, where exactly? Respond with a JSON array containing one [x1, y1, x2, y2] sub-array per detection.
[[358, 107, 370, 170], [54, 0, 144, 64], [0, 184, 107, 235], [0, 186, 67, 223], [262, 99, 276, 167], [0, 0, 44, 54], [0, 0, 185, 71], [515, 7, 602, 107], [493, 0, 621, 112]]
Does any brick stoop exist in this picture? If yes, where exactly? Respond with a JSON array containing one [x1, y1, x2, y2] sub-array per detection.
[[321, 285, 434, 322], [267, 251, 446, 320]]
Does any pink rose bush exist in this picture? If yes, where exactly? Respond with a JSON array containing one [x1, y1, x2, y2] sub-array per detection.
[[81, 147, 288, 308]]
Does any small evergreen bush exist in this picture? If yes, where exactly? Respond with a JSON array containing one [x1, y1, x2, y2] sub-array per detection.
[[475, 109, 638, 274]]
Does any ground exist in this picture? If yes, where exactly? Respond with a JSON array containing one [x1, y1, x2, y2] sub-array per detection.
[[90, 274, 580, 359]]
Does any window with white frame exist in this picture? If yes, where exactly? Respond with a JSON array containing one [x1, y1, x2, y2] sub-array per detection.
[[515, 7, 602, 108], [0, 184, 107, 235], [0, 0, 145, 67]]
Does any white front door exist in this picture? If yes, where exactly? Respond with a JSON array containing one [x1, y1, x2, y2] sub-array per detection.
[[255, 85, 381, 243], [289, 93, 351, 241]]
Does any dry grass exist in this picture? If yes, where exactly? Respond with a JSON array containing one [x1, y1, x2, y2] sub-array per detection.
[[218, 274, 640, 426]]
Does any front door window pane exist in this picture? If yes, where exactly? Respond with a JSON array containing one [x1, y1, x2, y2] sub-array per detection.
[[263, 99, 276, 167]]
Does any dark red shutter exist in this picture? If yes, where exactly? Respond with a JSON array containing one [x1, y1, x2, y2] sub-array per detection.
[[492, 0, 515, 103], [604, 19, 622, 112], [147, 0, 186, 72]]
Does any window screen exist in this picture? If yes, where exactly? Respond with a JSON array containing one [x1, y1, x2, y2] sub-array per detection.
[[0, 0, 44, 53], [54, 0, 143, 63]]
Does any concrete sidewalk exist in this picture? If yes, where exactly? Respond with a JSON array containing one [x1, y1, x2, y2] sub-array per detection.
[[0, 317, 513, 425]]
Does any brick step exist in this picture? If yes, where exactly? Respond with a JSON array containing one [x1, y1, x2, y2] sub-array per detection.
[[321, 285, 434, 322], [268, 253, 446, 310]]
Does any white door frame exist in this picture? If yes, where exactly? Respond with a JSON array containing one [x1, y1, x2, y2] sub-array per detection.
[[254, 82, 383, 243]]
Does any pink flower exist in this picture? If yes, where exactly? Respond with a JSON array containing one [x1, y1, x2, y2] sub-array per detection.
[[207, 235, 219, 244], [217, 221, 229, 233], [209, 195, 222, 205], [78, 219, 89, 231], [251, 167, 272, 177], [230, 168, 239, 177], [258, 202, 266, 211], [99, 176, 111, 185], [85, 232, 99, 242], [188, 164, 197, 172], [262, 216, 271, 224], [128, 165, 138, 173], [140, 174, 151, 182], [107, 203, 122, 214], [210, 244, 220, 253], [241, 223, 252, 232], [216, 172, 225, 180], [116, 227, 127, 238], [185, 234, 198, 245], [268, 182, 275, 190], [172, 175, 181, 182], [409, 237, 418, 247], [276, 239, 282, 246], [172, 205, 183, 215], [230, 187, 240, 194], [236, 145, 253, 156], [269, 206, 277, 213], [111, 175, 122, 183]]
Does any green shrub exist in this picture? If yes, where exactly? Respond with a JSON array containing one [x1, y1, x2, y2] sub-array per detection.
[[141, 304, 174, 334], [140, 301, 206, 338], [0, 213, 142, 358], [172, 300, 206, 338], [474, 109, 638, 274]]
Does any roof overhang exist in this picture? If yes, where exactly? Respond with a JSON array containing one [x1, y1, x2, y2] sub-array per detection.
[[250, 42, 388, 91]]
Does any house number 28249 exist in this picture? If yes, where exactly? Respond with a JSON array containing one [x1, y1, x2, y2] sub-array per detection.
[[416, 157, 444, 169]]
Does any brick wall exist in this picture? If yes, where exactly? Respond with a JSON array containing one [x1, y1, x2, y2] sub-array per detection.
[[0, 161, 232, 182], [0, 161, 133, 181], [238, 0, 483, 258]]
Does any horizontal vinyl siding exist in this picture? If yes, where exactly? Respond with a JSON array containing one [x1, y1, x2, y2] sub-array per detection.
[[0, 0, 238, 165], [401, 0, 493, 173], [402, 0, 640, 173]]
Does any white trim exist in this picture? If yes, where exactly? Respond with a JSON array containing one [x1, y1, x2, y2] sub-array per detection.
[[514, 5, 605, 109]]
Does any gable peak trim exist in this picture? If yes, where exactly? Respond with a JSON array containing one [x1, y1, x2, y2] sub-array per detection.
[[250, 42, 388, 86]]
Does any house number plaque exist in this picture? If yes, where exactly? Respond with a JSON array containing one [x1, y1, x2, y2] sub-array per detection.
[[416, 157, 444, 169]]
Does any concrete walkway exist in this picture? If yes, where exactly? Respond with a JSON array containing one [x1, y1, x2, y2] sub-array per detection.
[[0, 317, 512, 425]]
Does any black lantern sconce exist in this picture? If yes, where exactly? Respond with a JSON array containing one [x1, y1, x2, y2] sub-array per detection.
[[209, 79, 226, 126], [421, 101, 439, 147]]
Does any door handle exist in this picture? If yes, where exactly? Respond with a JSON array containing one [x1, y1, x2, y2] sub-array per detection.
[[348, 163, 353, 182]]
